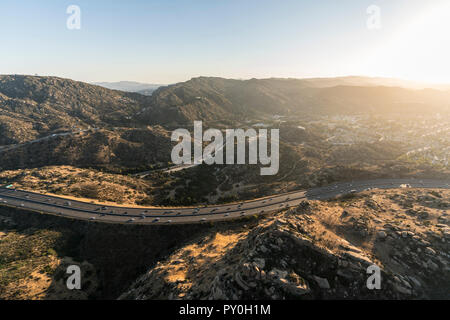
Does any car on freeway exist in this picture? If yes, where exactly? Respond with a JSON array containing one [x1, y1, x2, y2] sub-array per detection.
[[128, 218, 135, 223], [153, 218, 160, 222], [201, 218, 206, 222]]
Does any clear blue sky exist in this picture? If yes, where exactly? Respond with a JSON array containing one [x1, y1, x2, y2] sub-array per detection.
[[1, 0, 449, 84]]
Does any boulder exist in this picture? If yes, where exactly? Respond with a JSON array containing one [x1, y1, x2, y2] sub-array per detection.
[[313, 275, 331, 289]]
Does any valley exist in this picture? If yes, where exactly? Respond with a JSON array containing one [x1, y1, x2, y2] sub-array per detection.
[[0, 74, 449, 300]]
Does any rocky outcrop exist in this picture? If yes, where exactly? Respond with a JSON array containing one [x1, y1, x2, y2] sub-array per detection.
[[120, 212, 430, 300], [120, 189, 450, 300]]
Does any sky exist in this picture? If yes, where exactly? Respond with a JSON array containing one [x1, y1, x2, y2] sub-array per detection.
[[0, 0, 449, 84]]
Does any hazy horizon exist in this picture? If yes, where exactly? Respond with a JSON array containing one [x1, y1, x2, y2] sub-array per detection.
[[4, 73, 450, 90], [92, 74, 450, 86]]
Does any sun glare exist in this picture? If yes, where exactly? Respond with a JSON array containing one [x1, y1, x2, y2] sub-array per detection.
[[368, 2, 450, 84]]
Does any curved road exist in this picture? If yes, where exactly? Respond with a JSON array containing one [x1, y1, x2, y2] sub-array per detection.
[[0, 178, 448, 225]]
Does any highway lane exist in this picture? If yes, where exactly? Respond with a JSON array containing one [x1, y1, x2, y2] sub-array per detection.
[[0, 178, 448, 225]]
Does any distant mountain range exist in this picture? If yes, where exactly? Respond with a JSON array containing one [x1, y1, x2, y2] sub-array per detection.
[[93, 77, 450, 94], [1, 74, 449, 143], [292, 76, 450, 91], [0, 74, 449, 171], [92, 81, 163, 95], [139, 76, 450, 124]]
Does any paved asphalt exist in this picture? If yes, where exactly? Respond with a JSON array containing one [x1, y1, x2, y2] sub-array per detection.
[[0, 178, 448, 225]]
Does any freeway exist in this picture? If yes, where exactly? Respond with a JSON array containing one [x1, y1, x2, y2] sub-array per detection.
[[0, 178, 448, 225]]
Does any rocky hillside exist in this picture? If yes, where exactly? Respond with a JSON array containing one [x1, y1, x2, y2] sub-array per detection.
[[0, 205, 214, 300], [0, 74, 448, 184], [0, 224, 98, 300], [0, 188, 448, 300], [2, 74, 449, 143], [0, 165, 154, 205], [0, 75, 151, 144], [120, 188, 450, 300], [2, 75, 449, 142], [0, 126, 172, 171], [141, 77, 450, 124]]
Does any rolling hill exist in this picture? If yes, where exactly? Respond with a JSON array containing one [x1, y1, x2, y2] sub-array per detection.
[[0, 75, 151, 144], [141, 77, 450, 124], [0, 74, 448, 173], [2, 75, 449, 139]]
